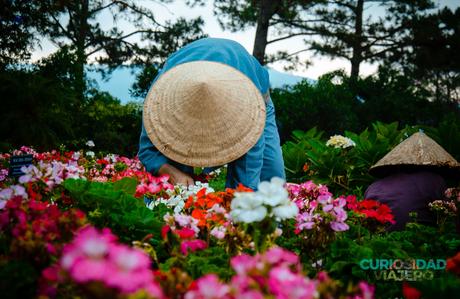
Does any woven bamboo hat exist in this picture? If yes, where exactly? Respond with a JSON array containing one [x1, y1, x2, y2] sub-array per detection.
[[143, 61, 266, 167], [369, 132, 460, 176]]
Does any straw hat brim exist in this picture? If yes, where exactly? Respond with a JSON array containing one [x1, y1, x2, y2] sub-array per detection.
[[143, 61, 266, 168], [369, 132, 460, 177]]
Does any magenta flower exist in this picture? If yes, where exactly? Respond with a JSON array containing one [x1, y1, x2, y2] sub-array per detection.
[[237, 290, 265, 299], [264, 247, 299, 268], [231, 254, 257, 275], [268, 266, 317, 299], [105, 245, 153, 293], [60, 226, 163, 297], [61, 226, 116, 283], [357, 281, 375, 299], [185, 274, 230, 299], [180, 239, 208, 255]]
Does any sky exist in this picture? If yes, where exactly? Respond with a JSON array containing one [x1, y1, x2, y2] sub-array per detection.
[[32, 0, 459, 80]]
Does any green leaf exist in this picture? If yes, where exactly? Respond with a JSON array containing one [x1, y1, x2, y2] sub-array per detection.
[[113, 177, 138, 195]]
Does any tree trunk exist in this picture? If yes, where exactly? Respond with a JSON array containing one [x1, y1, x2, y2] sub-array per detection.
[[252, 0, 280, 65], [74, 0, 89, 101], [350, 0, 364, 83]]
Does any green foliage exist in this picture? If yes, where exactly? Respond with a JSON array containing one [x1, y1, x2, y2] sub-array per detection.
[[63, 178, 168, 244], [322, 221, 460, 299], [78, 90, 142, 156], [273, 73, 359, 142], [161, 246, 232, 280], [0, 259, 39, 299], [0, 68, 78, 151], [272, 69, 459, 145], [282, 121, 460, 194]]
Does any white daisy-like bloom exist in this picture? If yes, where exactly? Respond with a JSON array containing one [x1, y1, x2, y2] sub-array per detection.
[[257, 177, 289, 206], [230, 192, 267, 223], [326, 135, 356, 149], [86, 140, 95, 147]]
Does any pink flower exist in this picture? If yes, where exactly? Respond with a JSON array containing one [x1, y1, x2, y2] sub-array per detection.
[[180, 239, 208, 255], [210, 226, 226, 240], [185, 274, 230, 299], [238, 290, 265, 299], [357, 281, 375, 299], [61, 226, 116, 283], [330, 221, 349, 232], [268, 266, 316, 299], [60, 225, 162, 296], [231, 254, 257, 275], [317, 194, 331, 204], [105, 245, 153, 293], [264, 247, 299, 268]]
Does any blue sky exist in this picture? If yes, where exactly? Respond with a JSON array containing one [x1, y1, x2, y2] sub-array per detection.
[[33, 0, 460, 80]]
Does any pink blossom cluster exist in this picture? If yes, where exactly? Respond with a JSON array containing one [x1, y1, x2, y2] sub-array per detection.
[[19, 160, 85, 189], [185, 247, 316, 299], [56, 226, 164, 298], [163, 212, 200, 238], [12, 145, 37, 156], [0, 185, 27, 209], [0, 147, 174, 205], [287, 182, 349, 232], [86, 154, 143, 182], [0, 168, 8, 182], [186, 247, 374, 299], [135, 173, 173, 198], [162, 213, 208, 255]]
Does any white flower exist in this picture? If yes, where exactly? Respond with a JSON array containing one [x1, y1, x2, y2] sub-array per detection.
[[272, 201, 299, 220], [232, 205, 267, 223], [85, 151, 95, 158], [86, 140, 95, 147], [257, 177, 289, 206], [311, 259, 323, 267], [230, 192, 267, 223], [326, 135, 356, 149]]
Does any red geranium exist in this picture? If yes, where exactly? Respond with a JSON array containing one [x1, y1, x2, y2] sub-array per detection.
[[346, 197, 396, 225], [402, 282, 421, 299], [446, 252, 460, 276]]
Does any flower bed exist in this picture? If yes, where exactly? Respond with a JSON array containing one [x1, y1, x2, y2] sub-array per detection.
[[0, 146, 459, 299]]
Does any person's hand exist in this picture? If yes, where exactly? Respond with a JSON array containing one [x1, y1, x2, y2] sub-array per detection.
[[158, 163, 194, 186]]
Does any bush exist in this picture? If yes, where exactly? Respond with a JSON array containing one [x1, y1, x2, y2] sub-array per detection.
[[283, 121, 460, 195], [272, 69, 459, 144]]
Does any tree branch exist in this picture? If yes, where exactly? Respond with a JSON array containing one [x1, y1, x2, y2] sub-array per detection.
[[267, 32, 313, 44]]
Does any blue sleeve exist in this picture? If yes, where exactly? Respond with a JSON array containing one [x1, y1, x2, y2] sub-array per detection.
[[138, 121, 168, 175], [226, 133, 265, 190]]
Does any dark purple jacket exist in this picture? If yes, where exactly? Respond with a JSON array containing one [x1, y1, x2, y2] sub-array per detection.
[[364, 171, 446, 230]]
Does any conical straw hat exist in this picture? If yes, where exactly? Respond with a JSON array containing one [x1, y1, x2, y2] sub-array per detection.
[[143, 61, 266, 167], [369, 132, 460, 176]]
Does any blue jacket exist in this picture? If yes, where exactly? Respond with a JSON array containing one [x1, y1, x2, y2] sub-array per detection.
[[138, 38, 285, 189]]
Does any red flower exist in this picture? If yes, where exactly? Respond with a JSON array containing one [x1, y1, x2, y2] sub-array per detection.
[[175, 227, 196, 239], [360, 199, 380, 210], [446, 252, 460, 276], [161, 225, 171, 240], [349, 198, 396, 225], [402, 282, 421, 299]]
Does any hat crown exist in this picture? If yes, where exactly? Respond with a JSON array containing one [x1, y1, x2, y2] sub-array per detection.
[[143, 61, 266, 167], [183, 78, 223, 119]]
